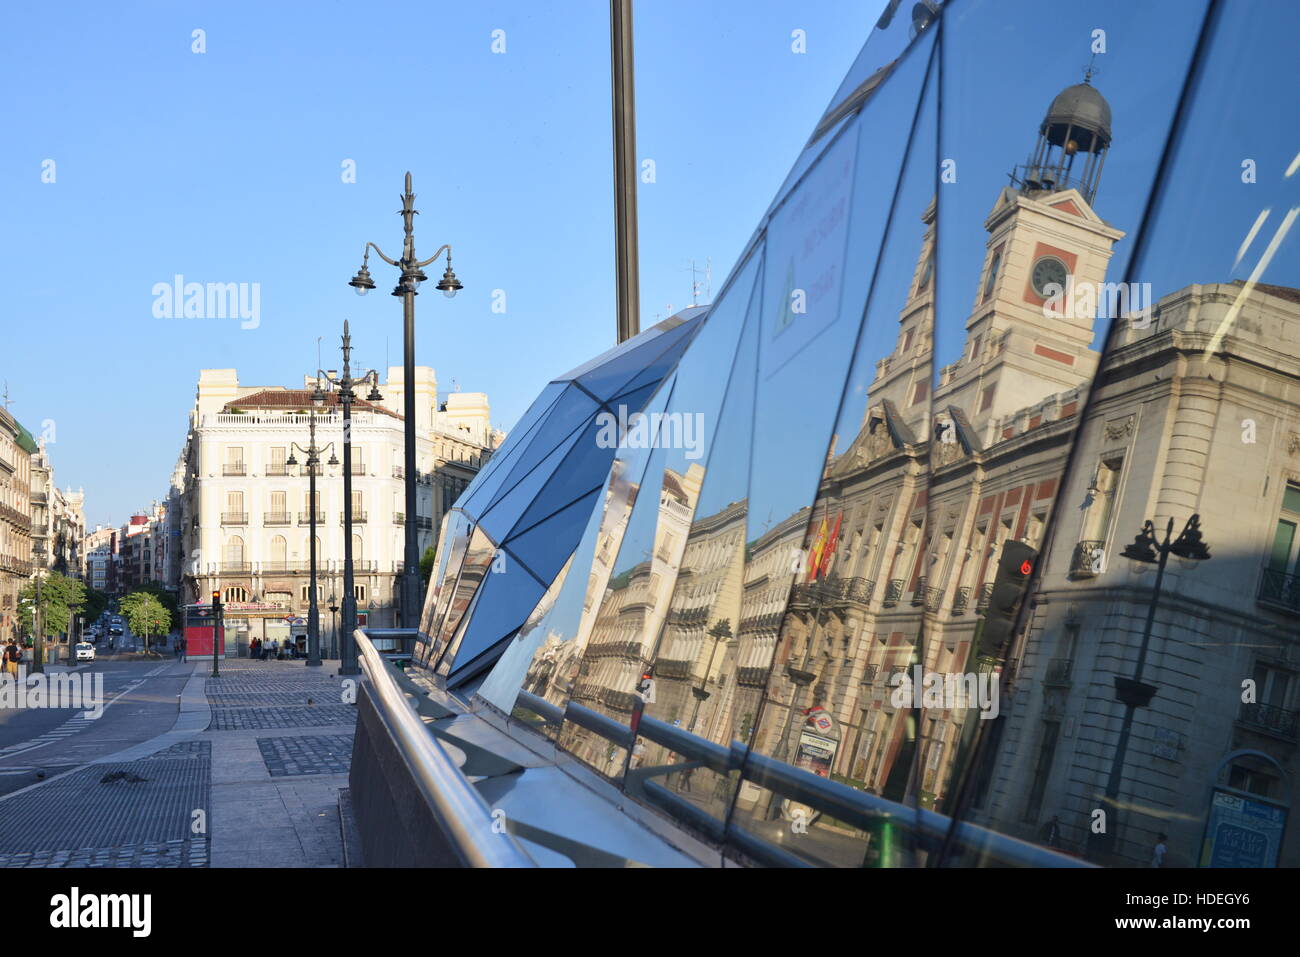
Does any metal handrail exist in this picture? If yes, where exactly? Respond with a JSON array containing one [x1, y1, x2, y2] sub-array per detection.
[[514, 689, 1091, 868], [355, 630, 536, 868]]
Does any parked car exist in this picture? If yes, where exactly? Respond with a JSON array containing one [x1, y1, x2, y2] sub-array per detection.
[[75, 642, 95, 661]]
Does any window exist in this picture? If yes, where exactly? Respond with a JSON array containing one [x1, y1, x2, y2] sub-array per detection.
[[982, 247, 1003, 302], [979, 386, 995, 412], [1085, 459, 1123, 544], [269, 535, 287, 568], [1022, 721, 1061, 822], [354, 584, 367, 603], [270, 491, 287, 516], [224, 585, 248, 602], [1267, 482, 1300, 577], [269, 447, 287, 475], [224, 536, 245, 567]]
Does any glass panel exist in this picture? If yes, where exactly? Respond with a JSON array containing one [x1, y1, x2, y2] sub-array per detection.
[[944, 0, 1300, 870], [457, 381, 566, 518], [725, 26, 938, 867]]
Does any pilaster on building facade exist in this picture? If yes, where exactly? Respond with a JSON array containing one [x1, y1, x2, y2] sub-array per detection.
[[175, 364, 503, 641], [0, 409, 34, 642]]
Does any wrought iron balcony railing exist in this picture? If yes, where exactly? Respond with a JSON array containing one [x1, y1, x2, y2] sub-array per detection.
[[263, 512, 292, 526], [951, 586, 970, 616], [883, 579, 904, 607], [266, 464, 290, 476], [1238, 702, 1300, 739], [344, 512, 368, 524], [223, 463, 246, 476], [975, 581, 994, 613], [1069, 540, 1106, 579], [298, 511, 326, 525], [221, 512, 248, 525], [911, 577, 927, 606], [1258, 567, 1300, 614], [220, 562, 251, 574]]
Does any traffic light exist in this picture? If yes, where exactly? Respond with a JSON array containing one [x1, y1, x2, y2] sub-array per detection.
[[978, 540, 1037, 657], [636, 671, 655, 704]]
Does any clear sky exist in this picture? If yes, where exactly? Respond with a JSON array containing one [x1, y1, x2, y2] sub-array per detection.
[[0, 0, 884, 528]]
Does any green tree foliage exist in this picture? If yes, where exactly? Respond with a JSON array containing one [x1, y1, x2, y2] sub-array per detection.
[[83, 587, 111, 625], [419, 545, 437, 586], [17, 572, 87, 637], [120, 591, 172, 652]]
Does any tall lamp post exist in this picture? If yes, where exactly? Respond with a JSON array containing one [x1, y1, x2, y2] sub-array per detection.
[[688, 619, 731, 733], [287, 389, 339, 667], [315, 321, 382, 675], [348, 172, 461, 632], [328, 593, 339, 659], [1088, 513, 1211, 862]]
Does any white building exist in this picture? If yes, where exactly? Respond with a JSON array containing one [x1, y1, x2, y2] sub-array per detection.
[[174, 366, 502, 646]]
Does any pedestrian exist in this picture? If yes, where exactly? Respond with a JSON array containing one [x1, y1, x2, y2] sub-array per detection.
[[630, 737, 646, 769], [4, 639, 18, 679], [1151, 832, 1168, 867], [251, 637, 261, 660]]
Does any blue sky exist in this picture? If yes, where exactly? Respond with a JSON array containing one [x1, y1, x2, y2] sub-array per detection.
[[0, 0, 884, 528]]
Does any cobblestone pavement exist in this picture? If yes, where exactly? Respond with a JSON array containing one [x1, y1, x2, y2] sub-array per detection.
[[0, 741, 211, 868], [258, 734, 354, 776], [209, 705, 357, 730]]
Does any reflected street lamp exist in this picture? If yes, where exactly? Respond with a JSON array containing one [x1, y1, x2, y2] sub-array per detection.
[[1088, 513, 1211, 862], [328, 593, 340, 659], [348, 172, 461, 633]]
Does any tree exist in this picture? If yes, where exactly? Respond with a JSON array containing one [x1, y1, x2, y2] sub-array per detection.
[[18, 572, 87, 639], [419, 545, 437, 587], [120, 591, 172, 653], [83, 587, 111, 626]]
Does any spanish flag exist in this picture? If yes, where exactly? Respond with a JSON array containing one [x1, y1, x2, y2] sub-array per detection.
[[818, 511, 843, 579], [806, 516, 829, 581]]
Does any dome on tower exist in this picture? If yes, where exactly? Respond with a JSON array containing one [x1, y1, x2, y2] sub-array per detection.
[[1041, 82, 1112, 153]]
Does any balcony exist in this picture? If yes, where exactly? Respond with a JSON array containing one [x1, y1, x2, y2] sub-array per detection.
[[1069, 540, 1106, 579], [222, 464, 247, 476], [266, 464, 289, 476], [882, 579, 904, 607], [911, 577, 927, 606], [951, 586, 970, 616], [393, 512, 405, 524], [220, 562, 251, 574], [298, 511, 326, 525], [393, 466, 405, 480], [350, 462, 367, 476], [975, 581, 994, 613], [1238, 702, 1299, 740], [343, 512, 368, 524], [261, 561, 310, 574], [861, 664, 879, 686], [221, 512, 248, 525], [263, 512, 292, 526], [1258, 568, 1300, 615], [1044, 657, 1074, 687]]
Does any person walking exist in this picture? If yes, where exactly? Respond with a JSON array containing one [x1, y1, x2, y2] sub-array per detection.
[[4, 639, 18, 679]]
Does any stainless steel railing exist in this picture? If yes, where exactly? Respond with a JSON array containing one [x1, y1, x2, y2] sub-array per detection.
[[516, 689, 1092, 868], [355, 630, 536, 868]]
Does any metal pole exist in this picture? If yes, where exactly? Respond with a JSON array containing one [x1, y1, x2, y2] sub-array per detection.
[[306, 412, 322, 667], [401, 280, 419, 629], [211, 593, 221, 678], [32, 574, 43, 674], [610, 0, 641, 343], [340, 322, 360, 676]]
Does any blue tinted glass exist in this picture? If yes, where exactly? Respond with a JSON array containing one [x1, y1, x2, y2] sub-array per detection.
[[481, 386, 600, 514], [445, 553, 549, 683], [458, 381, 566, 518]]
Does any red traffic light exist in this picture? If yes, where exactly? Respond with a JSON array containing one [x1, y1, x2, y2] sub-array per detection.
[[1020, 559, 1033, 575]]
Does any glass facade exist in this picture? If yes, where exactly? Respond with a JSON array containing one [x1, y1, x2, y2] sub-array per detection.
[[415, 0, 1300, 867]]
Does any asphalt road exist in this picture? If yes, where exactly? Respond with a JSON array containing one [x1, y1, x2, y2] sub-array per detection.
[[0, 623, 191, 798]]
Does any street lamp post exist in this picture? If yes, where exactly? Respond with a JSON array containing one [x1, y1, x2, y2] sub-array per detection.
[[688, 619, 731, 733], [288, 392, 339, 668], [1088, 513, 1211, 862], [31, 573, 45, 675], [328, 594, 339, 659], [315, 321, 382, 676], [349, 172, 461, 632]]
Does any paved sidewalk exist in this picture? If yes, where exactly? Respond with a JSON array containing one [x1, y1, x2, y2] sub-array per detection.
[[204, 659, 356, 868], [0, 656, 358, 868]]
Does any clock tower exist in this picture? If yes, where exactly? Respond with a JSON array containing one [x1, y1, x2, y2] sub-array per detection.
[[936, 77, 1126, 442]]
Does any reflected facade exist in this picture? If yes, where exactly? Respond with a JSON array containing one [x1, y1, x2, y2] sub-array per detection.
[[411, 0, 1300, 867]]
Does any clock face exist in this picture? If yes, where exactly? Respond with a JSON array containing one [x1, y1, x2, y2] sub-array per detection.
[[1030, 256, 1069, 297]]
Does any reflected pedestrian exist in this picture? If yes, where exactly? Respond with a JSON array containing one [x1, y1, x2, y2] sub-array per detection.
[[1151, 832, 1168, 867]]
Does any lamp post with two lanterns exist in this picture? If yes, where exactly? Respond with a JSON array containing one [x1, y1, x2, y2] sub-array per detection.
[[348, 173, 461, 631], [1088, 512, 1211, 862], [286, 389, 339, 668], [314, 320, 382, 675]]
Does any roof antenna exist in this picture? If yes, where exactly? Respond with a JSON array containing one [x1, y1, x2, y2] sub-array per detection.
[[1083, 51, 1100, 85]]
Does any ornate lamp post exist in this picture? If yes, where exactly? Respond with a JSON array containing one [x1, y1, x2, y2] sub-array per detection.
[[287, 390, 339, 668], [1088, 513, 1211, 862], [348, 173, 461, 632], [315, 321, 382, 675]]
